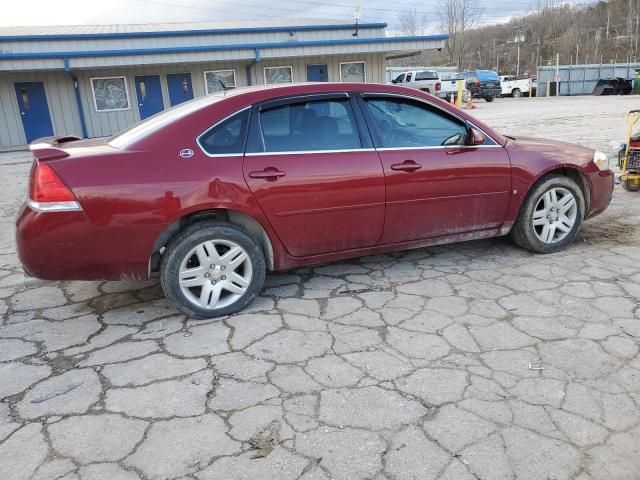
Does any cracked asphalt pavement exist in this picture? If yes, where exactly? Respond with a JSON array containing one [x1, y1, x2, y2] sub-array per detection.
[[1, 96, 640, 480]]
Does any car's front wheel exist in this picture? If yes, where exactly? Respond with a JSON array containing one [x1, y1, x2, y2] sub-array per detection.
[[160, 222, 266, 319], [485, 96, 495, 102], [512, 88, 521, 98], [512, 175, 584, 253]]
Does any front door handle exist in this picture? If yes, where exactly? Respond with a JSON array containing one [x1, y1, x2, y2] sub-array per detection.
[[248, 168, 286, 180], [390, 160, 422, 172]]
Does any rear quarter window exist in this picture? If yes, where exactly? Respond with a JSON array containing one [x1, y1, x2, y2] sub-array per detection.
[[198, 108, 250, 155]]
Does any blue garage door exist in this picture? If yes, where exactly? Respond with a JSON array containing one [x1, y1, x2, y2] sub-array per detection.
[[135, 75, 164, 119], [167, 73, 194, 106], [14, 82, 54, 143]]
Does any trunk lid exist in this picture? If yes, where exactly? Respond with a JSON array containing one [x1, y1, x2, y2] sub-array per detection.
[[29, 135, 116, 162]]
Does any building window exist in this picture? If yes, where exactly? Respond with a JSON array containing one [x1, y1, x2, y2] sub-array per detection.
[[91, 76, 130, 112], [264, 66, 293, 85], [204, 70, 236, 94], [340, 61, 366, 82]]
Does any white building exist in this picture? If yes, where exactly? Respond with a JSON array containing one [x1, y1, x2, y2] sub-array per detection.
[[0, 20, 446, 148]]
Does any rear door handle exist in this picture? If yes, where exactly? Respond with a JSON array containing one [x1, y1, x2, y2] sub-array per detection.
[[390, 160, 422, 172], [248, 168, 286, 180]]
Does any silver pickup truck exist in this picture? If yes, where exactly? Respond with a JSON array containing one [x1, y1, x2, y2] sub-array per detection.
[[389, 70, 467, 101]]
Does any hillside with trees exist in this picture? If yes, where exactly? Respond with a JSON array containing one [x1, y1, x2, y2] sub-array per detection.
[[395, 0, 639, 76]]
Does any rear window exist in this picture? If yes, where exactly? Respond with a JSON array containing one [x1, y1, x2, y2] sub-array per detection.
[[109, 93, 226, 148], [477, 70, 500, 81], [415, 71, 439, 81]]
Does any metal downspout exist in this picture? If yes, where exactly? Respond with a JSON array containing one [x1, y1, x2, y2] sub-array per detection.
[[246, 48, 260, 86], [63, 57, 88, 138]]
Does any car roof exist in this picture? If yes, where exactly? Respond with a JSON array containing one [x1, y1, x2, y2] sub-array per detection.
[[112, 82, 507, 148]]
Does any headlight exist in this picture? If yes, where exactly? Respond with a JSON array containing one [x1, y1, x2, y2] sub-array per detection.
[[593, 151, 610, 171]]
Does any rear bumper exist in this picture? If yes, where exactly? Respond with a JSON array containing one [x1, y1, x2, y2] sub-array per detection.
[[16, 202, 155, 281], [471, 87, 501, 98]]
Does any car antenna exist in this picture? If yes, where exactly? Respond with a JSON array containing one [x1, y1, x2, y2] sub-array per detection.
[[218, 79, 234, 93]]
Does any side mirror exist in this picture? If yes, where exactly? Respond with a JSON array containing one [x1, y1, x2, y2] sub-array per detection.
[[467, 128, 486, 146]]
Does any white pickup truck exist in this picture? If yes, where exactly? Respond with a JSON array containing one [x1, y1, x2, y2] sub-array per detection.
[[390, 70, 467, 101], [500, 75, 532, 98]]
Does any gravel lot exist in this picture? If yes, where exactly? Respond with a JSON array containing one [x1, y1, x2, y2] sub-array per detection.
[[1, 96, 639, 480]]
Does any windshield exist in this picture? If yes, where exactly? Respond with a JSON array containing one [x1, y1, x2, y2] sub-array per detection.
[[109, 92, 227, 148]]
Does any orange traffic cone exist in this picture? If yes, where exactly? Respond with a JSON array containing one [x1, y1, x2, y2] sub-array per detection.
[[466, 90, 476, 109]]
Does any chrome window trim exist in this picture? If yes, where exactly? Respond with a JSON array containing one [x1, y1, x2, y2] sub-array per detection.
[[27, 199, 82, 212], [376, 145, 502, 151], [361, 92, 501, 147], [246, 148, 377, 156], [195, 106, 252, 158]]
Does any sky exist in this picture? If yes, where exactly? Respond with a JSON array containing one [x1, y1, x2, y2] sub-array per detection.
[[0, 0, 554, 31]]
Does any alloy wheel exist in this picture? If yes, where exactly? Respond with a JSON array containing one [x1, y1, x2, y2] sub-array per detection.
[[532, 187, 578, 244], [178, 239, 253, 310]]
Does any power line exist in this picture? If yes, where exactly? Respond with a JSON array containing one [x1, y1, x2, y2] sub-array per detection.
[[131, 0, 602, 23]]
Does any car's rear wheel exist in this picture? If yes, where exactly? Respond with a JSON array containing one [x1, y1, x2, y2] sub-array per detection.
[[160, 222, 266, 319], [512, 175, 584, 253], [485, 96, 495, 102], [512, 88, 521, 98]]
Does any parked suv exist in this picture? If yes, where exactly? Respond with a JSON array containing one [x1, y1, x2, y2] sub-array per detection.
[[451, 70, 502, 102]]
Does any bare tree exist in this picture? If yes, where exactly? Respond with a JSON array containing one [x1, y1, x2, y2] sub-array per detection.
[[437, 0, 483, 67], [399, 9, 419, 36]]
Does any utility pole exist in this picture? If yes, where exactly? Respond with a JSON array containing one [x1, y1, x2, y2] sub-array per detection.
[[633, 13, 640, 61], [556, 53, 560, 97], [513, 25, 524, 77]]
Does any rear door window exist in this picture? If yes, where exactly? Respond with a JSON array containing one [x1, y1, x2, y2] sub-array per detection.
[[259, 98, 361, 152]]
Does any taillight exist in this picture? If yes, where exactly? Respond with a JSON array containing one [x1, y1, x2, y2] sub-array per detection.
[[435, 82, 441, 92], [28, 162, 81, 212]]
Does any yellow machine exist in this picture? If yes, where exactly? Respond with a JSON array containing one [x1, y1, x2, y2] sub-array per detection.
[[619, 110, 640, 192]]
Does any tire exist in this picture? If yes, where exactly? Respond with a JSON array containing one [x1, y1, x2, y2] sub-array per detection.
[[485, 96, 495, 102], [622, 178, 640, 192], [511, 175, 585, 254], [160, 221, 266, 319], [512, 88, 521, 98]]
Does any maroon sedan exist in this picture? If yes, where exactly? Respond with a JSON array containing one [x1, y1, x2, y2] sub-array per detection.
[[16, 83, 614, 318]]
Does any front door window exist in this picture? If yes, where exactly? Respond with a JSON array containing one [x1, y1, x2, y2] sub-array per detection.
[[364, 97, 470, 148]]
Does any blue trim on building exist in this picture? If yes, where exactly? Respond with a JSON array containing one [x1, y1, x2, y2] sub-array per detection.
[[0, 23, 388, 42], [0, 35, 448, 61]]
